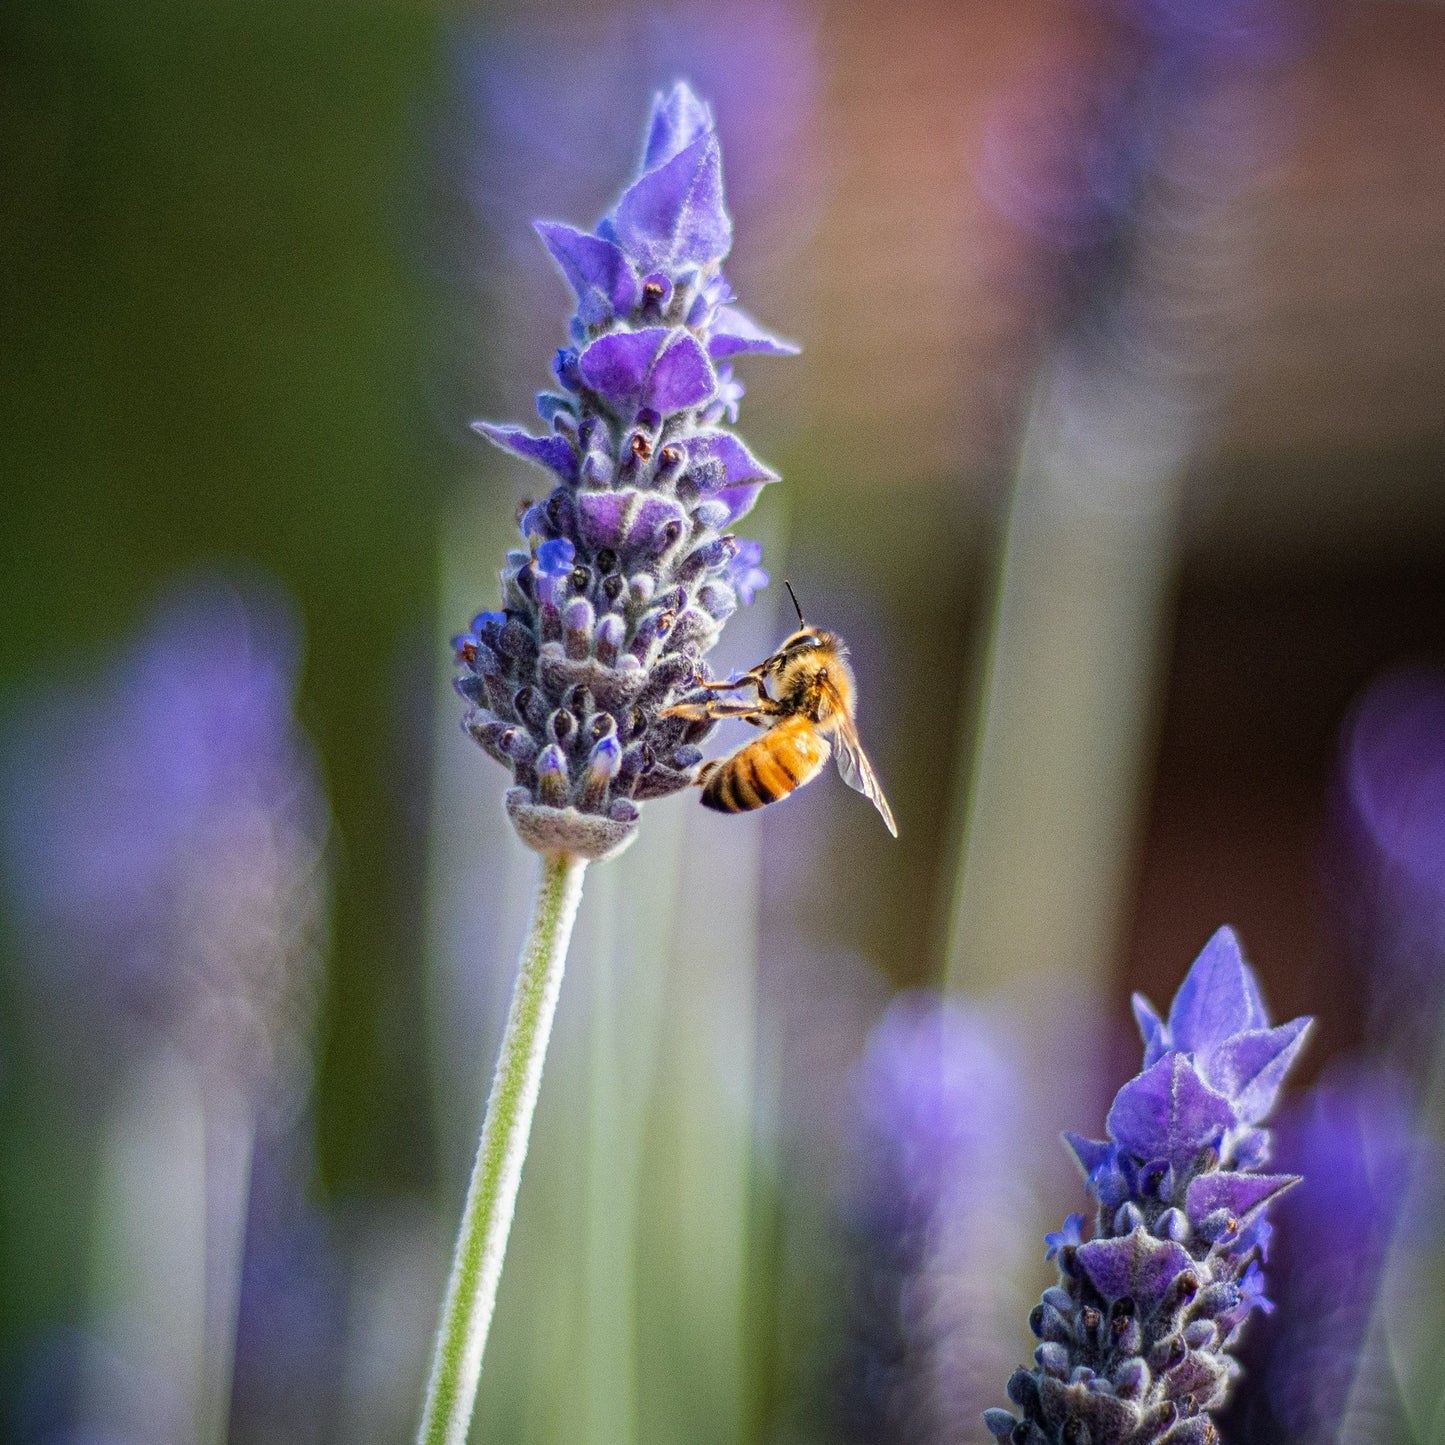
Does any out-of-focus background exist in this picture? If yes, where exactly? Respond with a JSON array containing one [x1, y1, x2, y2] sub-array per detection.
[[2, 0, 1443, 1442]]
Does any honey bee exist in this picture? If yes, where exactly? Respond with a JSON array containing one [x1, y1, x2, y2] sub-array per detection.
[[662, 584, 898, 836]]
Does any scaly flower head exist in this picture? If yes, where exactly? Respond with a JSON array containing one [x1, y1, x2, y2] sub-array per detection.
[[984, 927, 1312, 1445], [455, 81, 797, 860]]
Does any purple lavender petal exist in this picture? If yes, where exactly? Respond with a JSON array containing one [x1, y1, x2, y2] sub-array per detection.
[[1201, 1018, 1313, 1123], [1107, 1054, 1236, 1171], [646, 332, 716, 412], [534, 221, 640, 319], [535, 537, 575, 576], [578, 328, 715, 413], [725, 537, 767, 604], [998, 919, 1312, 1443], [641, 81, 714, 171], [1044, 1213, 1086, 1261], [577, 328, 666, 405], [575, 491, 632, 551], [1132, 993, 1168, 1066], [613, 132, 732, 272], [682, 431, 778, 488], [1184, 1171, 1298, 1230], [1166, 926, 1270, 1054], [472, 422, 579, 483], [1076, 1229, 1195, 1311], [624, 494, 689, 552], [707, 303, 802, 359], [1062, 1132, 1112, 1181], [711, 483, 766, 526]]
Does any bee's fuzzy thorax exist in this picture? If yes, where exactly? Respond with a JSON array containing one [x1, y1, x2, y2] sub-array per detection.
[[778, 633, 855, 723], [451, 83, 797, 859]]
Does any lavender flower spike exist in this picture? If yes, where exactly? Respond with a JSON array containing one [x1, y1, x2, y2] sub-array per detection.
[[457, 80, 797, 861], [984, 928, 1312, 1445]]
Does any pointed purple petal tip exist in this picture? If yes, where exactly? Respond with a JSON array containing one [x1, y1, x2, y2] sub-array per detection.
[[642, 81, 714, 172], [707, 304, 802, 360], [472, 422, 579, 483], [615, 131, 732, 273], [1108, 1053, 1236, 1171], [534, 221, 640, 319], [1167, 924, 1271, 1054]]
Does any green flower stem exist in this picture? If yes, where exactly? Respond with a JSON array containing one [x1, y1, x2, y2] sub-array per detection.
[[418, 849, 588, 1445]]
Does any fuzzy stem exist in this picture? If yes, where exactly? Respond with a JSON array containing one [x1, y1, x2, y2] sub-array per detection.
[[417, 849, 588, 1445]]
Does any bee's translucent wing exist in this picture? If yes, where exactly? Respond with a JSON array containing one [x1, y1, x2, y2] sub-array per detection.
[[831, 712, 898, 837]]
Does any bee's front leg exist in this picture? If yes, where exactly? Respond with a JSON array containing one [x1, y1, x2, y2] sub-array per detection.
[[661, 697, 779, 724], [691, 668, 766, 696]]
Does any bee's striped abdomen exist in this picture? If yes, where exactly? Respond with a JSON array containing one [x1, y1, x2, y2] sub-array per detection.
[[700, 716, 829, 815]]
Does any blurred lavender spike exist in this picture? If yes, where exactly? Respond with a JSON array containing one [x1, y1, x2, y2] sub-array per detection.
[[840, 994, 1036, 1443], [228, 1138, 348, 1445], [1333, 667, 1445, 1073], [454, 80, 796, 860], [1223, 1066, 1424, 1443], [1, 573, 331, 1445], [1, 573, 329, 1116], [985, 929, 1311, 1445]]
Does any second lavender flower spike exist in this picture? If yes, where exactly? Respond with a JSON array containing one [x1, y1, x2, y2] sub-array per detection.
[[455, 80, 797, 860], [985, 928, 1312, 1445]]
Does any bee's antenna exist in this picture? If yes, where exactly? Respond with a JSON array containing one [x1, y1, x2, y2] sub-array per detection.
[[784, 579, 805, 627]]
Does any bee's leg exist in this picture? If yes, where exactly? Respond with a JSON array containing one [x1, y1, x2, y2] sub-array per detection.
[[693, 670, 767, 695], [661, 698, 776, 722], [659, 701, 713, 721]]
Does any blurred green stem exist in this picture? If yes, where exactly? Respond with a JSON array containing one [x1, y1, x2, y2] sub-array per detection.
[[418, 850, 588, 1445]]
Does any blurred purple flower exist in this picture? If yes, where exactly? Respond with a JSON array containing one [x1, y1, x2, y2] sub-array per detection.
[[228, 1141, 348, 1445], [0, 576, 337, 1445], [839, 993, 1035, 1443], [980, 0, 1301, 321], [1332, 667, 1445, 1069], [985, 928, 1311, 1445], [1224, 1065, 1426, 1442], [1, 575, 329, 1114]]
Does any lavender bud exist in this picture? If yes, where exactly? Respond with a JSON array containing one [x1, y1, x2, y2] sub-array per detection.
[[579, 736, 623, 811], [1114, 1201, 1146, 1234], [563, 597, 594, 660], [595, 613, 625, 668], [1155, 1208, 1189, 1242], [536, 745, 569, 808]]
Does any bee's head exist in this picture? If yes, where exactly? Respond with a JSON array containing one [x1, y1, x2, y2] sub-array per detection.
[[779, 625, 824, 655], [778, 581, 827, 654]]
